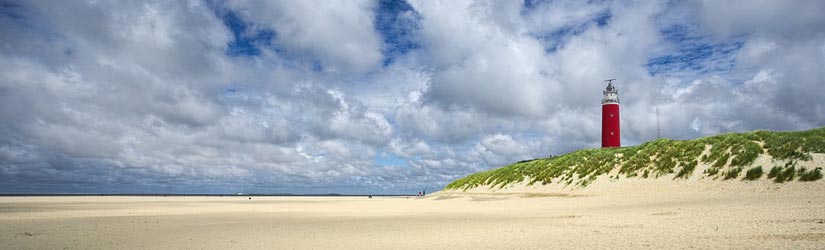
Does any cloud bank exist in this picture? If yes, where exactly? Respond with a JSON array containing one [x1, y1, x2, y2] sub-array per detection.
[[1, 0, 824, 194]]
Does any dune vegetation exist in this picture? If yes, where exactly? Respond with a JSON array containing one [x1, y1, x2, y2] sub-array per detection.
[[445, 127, 825, 191]]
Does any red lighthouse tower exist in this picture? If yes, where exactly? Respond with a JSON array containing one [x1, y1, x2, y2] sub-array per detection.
[[601, 79, 620, 148]]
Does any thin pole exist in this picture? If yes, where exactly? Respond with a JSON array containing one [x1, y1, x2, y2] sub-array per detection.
[[656, 106, 661, 139]]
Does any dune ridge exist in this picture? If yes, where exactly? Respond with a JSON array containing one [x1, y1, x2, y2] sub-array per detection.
[[444, 127, 825, 193]]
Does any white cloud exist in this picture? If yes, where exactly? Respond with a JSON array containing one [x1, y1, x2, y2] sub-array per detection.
[[226, 0, 383, 74], [389, 139, 432, 158], [410, 0, 558, 117], [696, 0, 825, 39]]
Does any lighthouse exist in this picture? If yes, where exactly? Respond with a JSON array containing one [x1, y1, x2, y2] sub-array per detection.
[[601, 79, 620, 148]]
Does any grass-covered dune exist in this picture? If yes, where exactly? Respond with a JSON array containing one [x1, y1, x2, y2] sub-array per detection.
[[445, 127, 825, 191]]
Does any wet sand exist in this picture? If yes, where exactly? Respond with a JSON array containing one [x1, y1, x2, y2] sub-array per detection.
[[1, 181, 824, 249]]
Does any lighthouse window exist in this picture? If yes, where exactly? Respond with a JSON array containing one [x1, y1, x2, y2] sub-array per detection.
[[610, 132, 614, 136], [610, 114, 614, 117]]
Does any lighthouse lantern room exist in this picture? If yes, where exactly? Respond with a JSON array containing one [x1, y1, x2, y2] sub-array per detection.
[[601, 79, 620, 148]]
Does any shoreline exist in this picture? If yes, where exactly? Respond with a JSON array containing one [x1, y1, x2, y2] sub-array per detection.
[[0, 193, 416, 197]]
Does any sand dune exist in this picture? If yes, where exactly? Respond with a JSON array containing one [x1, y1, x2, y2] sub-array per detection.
[[2, 180, 824, 249]]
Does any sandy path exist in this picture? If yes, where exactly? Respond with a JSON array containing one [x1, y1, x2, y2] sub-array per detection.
[[1, 182, 824, 249]]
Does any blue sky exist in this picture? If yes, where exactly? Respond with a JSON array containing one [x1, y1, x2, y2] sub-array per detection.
[[1, 0, 824, 194]]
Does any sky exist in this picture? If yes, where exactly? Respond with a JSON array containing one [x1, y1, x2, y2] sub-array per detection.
[[1, 0, 824, 194]]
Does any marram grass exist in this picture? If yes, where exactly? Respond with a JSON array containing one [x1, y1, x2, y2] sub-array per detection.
[[445, 127, 825, 191]]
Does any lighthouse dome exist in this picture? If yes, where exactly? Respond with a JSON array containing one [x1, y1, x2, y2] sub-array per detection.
[[605, 84, 616, 92], [602, 80, 619, 104]]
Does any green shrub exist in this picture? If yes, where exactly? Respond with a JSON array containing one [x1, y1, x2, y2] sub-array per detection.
[[743, 166, 763, 180], [705, 167, 720, 176], [783, 166, 797, 181], [724, 167, 743, 180], [799, 168, 823, 182], [712, 153, 730, 169], [767, 166, 782, 179], [675, 160, 697, 179], [774, 166, 796, 183]]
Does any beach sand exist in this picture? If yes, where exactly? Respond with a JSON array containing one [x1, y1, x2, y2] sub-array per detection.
[[2, 180, 824, 249]]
